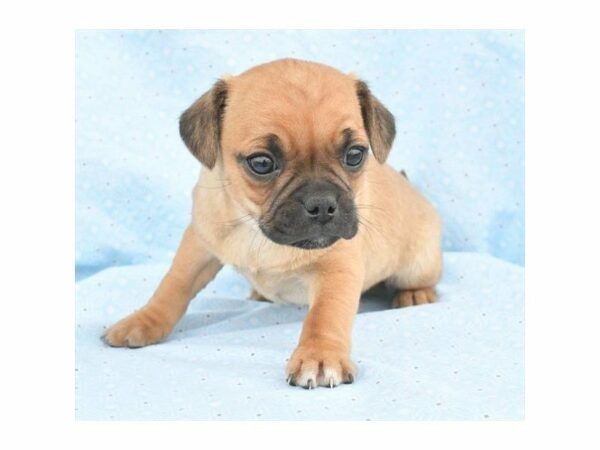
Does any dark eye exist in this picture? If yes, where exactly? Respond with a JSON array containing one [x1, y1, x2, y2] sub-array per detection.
[[344, 146, 366, 167], [247, 153, 276, 175]]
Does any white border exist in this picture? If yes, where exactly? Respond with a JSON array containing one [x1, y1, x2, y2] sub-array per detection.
[[3, 0, 600, 448]]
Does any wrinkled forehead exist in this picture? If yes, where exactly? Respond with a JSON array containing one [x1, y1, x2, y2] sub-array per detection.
[[221, 69, 367, 152]]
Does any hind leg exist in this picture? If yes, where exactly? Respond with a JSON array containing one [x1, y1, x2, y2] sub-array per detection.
[[388, 246, 442, 309], [392, 287, 437, 308]]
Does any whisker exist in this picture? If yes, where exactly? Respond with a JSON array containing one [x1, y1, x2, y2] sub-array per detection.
[[357, 213, 386, 242], [194, 181, 233, 190], [210, 214, 255, 232]]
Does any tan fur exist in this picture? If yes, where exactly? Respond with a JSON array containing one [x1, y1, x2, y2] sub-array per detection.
[[103, 59, 442, 389]]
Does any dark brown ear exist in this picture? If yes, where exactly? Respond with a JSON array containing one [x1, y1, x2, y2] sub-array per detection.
[[356, 80, 396, 163], [179, 79, 228, 169]]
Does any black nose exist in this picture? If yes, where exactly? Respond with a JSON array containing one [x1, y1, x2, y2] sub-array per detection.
[[302, 193, 338, 224]]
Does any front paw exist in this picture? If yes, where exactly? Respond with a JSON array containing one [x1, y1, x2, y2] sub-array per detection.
[[286, 342, 356, 389], [102, 308, 172, 348]]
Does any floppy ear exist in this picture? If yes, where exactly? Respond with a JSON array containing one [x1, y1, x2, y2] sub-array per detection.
[[179, 79, 228, 169], [356, 80, 396, 163]]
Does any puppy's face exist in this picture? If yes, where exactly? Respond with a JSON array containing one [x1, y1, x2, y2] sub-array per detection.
[[180, 59, 395, 250]]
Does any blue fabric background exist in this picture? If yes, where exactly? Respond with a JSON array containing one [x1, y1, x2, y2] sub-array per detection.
[[75, 30, 525, 420], [75, 29, 524, 279]]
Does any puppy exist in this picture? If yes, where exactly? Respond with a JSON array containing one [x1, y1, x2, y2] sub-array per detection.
[[103, 58, 442, 389]]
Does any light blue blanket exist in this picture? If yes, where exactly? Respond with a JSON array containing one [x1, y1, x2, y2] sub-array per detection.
[[75, 30, 524, 420], [76, 253, 523, 420]]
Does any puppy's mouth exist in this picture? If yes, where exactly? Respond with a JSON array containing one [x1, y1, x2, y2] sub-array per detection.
[[259, 224, 351, 250], [290, 236, 341, 250]]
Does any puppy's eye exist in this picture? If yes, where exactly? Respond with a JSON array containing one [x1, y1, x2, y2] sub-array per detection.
[[247, 153, 276, 175], [343, 146, 366, 168]]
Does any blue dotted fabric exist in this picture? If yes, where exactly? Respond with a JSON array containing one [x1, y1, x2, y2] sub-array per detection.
[[75, 30, 525, 420], [76, 253, 524, 420]]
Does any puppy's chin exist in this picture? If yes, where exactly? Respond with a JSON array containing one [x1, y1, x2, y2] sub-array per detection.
[[290, 236, 341, 250], [258, 223, 358, 250]]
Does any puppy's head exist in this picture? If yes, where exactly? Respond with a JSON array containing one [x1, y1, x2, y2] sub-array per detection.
[[180, 59, 395, 250]]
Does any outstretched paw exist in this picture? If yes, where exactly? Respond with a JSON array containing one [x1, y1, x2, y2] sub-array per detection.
[[102, 308, 172, 348]]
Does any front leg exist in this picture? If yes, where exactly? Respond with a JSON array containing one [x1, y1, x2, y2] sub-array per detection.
[[286, 251, 363, 389], [103, 225, 222, 348]]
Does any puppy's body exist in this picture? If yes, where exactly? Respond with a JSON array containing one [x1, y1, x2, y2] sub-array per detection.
[[104, 59, 442, 388]]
